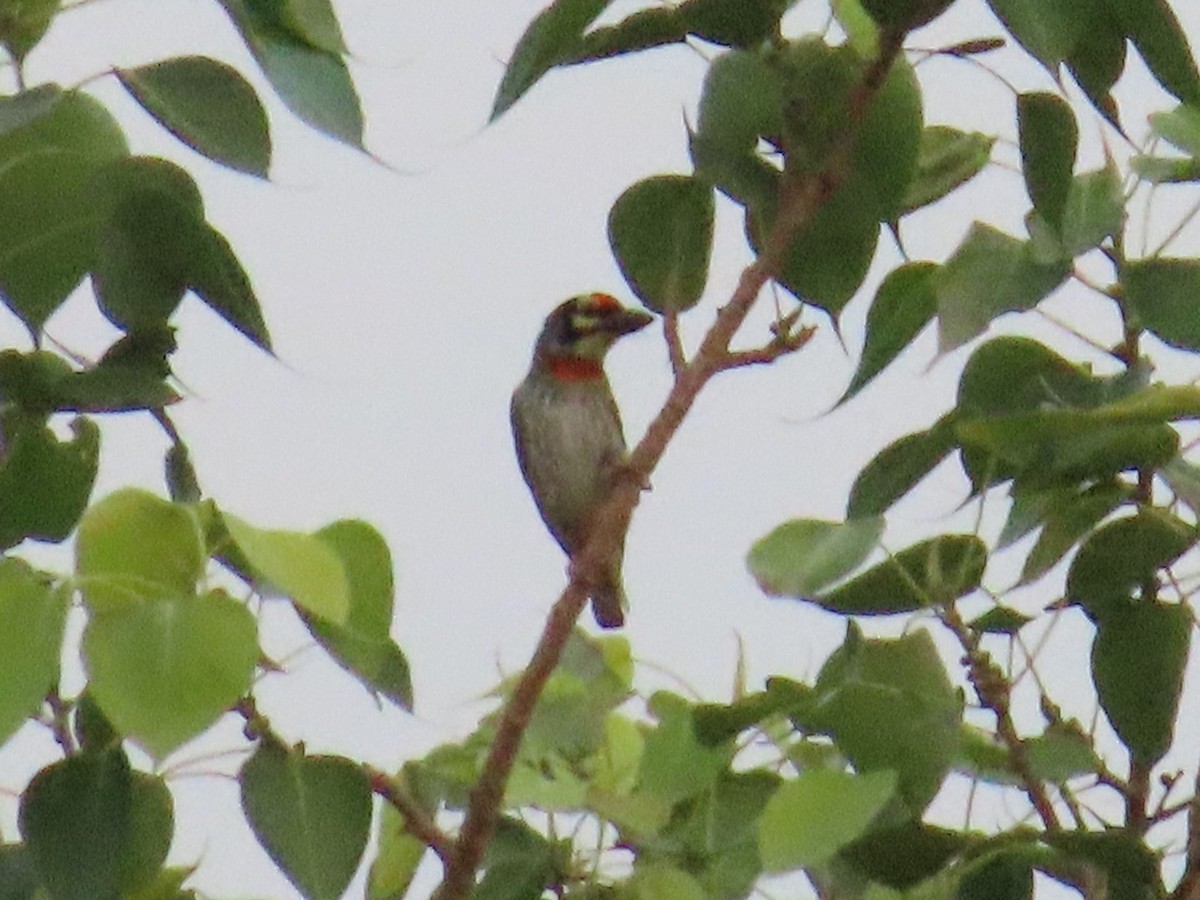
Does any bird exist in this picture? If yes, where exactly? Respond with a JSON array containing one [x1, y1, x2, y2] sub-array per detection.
[[511, 293, 653, 628]]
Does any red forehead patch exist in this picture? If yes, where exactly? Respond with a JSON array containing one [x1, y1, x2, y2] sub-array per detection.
[[589, 292, 620, 311]]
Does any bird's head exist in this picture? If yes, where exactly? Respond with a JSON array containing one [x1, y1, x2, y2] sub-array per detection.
[[534, 293, 653, 379]]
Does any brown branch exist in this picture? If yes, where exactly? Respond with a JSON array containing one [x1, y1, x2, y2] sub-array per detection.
[[717, 324, 816, 371], [367, 765, 456, 869], [1171, 770, 1200, 900], [940, 603, 1061, 833], [434, 34, 907, 899]]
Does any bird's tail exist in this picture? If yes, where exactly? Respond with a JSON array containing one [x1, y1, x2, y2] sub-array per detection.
[[589, 547, 626, 629]]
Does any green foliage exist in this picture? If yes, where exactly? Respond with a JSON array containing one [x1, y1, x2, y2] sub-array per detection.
[[6, 0, 1200, 898]]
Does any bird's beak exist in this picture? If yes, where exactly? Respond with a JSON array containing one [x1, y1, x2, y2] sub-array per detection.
[[605, 308, 654, 337]]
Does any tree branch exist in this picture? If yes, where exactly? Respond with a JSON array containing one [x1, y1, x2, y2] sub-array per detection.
[[367, 765, 456, 869], [434, 33, 906, 898], [662, 308, 687, 378]]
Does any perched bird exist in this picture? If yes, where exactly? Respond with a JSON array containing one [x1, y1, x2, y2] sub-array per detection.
[[511, 293, 653, 628]]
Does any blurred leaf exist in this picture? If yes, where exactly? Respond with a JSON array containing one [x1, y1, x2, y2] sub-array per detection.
[[118, 56, 271, 177], [218, 0, 362, 148], [118, 772, 175, 894], [0, 560, 68, 744], [747, 517, 884, 598], [1064, 7, 1125, 130], [1162, 456, 1200, 515], [693, 678, 815, 744], [817, 535, 987, 614], [0, 0, 58, 60], [859, 0, 954, 31], [240, 742, 372, 900], [0, 83, 62, 135], [0, 91, 127, 334], [165, 440, 201, 503], [831, 0, 880, 58], [846, 413, 958, 518], [0, 413, 98, 548], [758, 769, 896, 871], [696, 49, 784, 157], [568, 7, 687, 62], [223, 512, 351, 624], [302, 520, 411, 709], [1131, 154, 1200, 183], [1093, 600, 1189, 767], [935, 223, 1068, 353], [19, 747, 132, 900], [1045, 830, 1160, 898], [1018, 92, 1076, 232], [1065, 509, 1195, 618], [840, 262, 938, 404], [367, 804, 425, 900], [608, 175, 714, 313], [1148, 103, 1200, 156], [1101, 0, 1200, 106], [75, 488, 204, 613], [189, 221, 272, 352], [490, 0, 613, 120], [678, 0, 790, 48], [629, 864, 706, 900], [639, 692, 728, 804], [476, 818, 559, 900], [1017, 482, 1130, 585], [956, 852, 1033, 900], [841, 821, 966, 890], [84, 589, 257, 760], [814, 628, 960, 811], [984, 0, 1087, 72], [1024, 723, 1100, 783], [1125, 258, 1200, 351], [969, 606, 1031, 634], [1058, 164, 1124, 258], [900, 126, 994, 216]]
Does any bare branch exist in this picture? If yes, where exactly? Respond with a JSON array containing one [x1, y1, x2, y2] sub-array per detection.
[[367, 765, 455, 869], [662, 309, 687, 378]]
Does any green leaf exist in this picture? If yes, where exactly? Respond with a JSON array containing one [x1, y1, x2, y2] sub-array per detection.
[[1065, 509, 1195, 619], [984, 0, 1088, 72], [490, 0, 614, 120], [0, 83, 62, 135], [1093, 600, 1189, 766], [567, 7, 687, 62], [747, 517, 884, 598], [0, 91, 127, 334], [1024, 723, 1101, 783], [476, 818, 559, 900], [969, 605, 1032, 635], [19, 747, 132, 900], [816, 535, 987, 615], [639, 692, 729, 804], [223, 512, 351, 624], [900, 126, 995, 216], [89, 157, 205, 331], [956, 852, 1034, 900], [814, 628, 960, 811], [190, 221, 272, 352], [0, 560, 68, 744], [0, 0, 59, 60], [840, 262, 938, 404], [240, 742, 372, 900], [1018, 483, 1130, 585], [218, 0, 363, 148], [1125, 258, 1200, 351], [629, 864, 707, 900], [83, 589, 258, 759], [1045, 831, 1160, 899], [758, 769, 896, 871], [935, 223, 1068, 353], [1101, 0, 1200, 106], [0, 843, 38, 898], [118, 56, 271, 178], [859, 0, 954, 31], [692, 678, 815, 744], [1064, 7, 1125, 129], [59, 328, 180, 414], [75, 488, 205, 614], [1058, 165, 1124, 258], [846, 414, 958, 518], [608, 175, 714, 313], [0, 412, 99, 548], [1018, 92, 1077, 232], [1162, 456, 1200, 516], [1148, 103, 1200, 156], [300, 521, 411, 708], [1131, 154, 1200, 184], [696, 49, 784, 156], [840, 821, 966, 890], [678, 0, 790, 48], [367, 804, 425, 900], [118, 772, 175, 894]]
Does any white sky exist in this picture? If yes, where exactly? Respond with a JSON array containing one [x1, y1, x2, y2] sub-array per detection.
[[3, 1, 1200, 897]]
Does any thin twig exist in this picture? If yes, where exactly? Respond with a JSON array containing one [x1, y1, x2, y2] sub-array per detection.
[[717, 324, 816, 371], [367, 765, 455, 868], [662, 309, 686, 378], [433, 32, 907, 899]]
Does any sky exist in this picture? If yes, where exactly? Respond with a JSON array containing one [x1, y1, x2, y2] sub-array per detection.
[[3, 0, 1200, 897]]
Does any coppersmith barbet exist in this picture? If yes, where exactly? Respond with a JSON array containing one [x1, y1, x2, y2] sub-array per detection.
[[511, 293, 652, 628]]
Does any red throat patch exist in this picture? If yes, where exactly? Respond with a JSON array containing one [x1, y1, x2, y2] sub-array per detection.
[[548, 355, 604, 381]]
